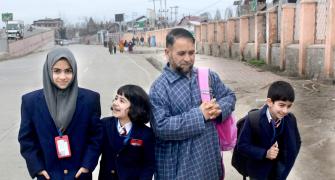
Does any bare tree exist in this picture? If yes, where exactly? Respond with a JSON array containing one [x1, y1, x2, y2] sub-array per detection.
[[200, 12, 212, 22], [224, 8, 233, 20], [87, 17, 98, 35], [214, 9, 222, 20]]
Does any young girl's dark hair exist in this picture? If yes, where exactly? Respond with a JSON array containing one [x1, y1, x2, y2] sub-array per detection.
[[116, 84, 151, 124]]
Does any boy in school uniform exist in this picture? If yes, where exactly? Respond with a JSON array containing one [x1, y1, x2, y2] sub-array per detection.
[[237, 81, 301, 180]]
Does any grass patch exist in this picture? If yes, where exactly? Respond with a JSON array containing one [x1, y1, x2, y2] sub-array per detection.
[[249, 59, 266, 67]]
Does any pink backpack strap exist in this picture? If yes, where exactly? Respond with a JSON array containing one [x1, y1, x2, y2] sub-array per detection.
[[198, 67, 211, 102]]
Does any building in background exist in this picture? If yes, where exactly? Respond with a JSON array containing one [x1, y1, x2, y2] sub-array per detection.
[[177, 16, 202, 35], [33, 18, 64, 39], [127, 16, 148, 32], [33, 18, 63, 28]]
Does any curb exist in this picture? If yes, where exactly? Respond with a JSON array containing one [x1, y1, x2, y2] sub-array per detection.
[[132, 48, 164, 55], [0, 52, 10, 61], [145, 56, 164, 71]]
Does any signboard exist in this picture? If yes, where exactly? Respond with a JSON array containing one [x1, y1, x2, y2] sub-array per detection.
[[135, 21, 145, 28], [2, 13, 13, 22], [251, 0, 257, 11], [233, 1, 241, 5], [115, 14, 124, 22]]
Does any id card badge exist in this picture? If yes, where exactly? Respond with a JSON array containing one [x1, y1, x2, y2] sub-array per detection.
[[55, 135, 72, 159]]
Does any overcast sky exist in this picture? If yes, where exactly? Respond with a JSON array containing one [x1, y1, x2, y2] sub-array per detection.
[[1, 0, 236, 27]]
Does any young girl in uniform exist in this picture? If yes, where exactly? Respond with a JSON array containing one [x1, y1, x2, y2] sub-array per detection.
[[18, 48, 102, 180], [98, 84, 155, 180]]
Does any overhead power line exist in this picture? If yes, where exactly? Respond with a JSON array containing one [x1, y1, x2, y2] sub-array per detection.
[[193, 0, 224, 15]]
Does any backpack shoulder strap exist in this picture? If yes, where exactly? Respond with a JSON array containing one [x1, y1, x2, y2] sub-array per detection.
[[197, 67, 210, 102], [247, 109, 261, 137]]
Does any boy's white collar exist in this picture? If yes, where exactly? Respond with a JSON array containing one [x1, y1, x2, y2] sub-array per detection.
[[266, 108, 273, 123]]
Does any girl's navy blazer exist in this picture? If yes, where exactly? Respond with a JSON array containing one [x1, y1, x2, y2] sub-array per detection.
[[98, 117, 155, 180], [18, 88, 103, 180]]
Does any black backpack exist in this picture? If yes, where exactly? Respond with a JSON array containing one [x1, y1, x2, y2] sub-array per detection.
[[231, 109, 261, 179]]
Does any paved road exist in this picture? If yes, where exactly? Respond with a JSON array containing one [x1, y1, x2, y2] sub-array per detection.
[[0, 44, 160, 179]]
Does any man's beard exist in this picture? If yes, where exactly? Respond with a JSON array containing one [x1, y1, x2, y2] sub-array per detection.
[[175, 64, 193, 75]]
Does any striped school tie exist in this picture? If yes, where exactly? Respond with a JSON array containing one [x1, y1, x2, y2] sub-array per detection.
[[120, 127, 127, 136], [272, 119, 281, 128]]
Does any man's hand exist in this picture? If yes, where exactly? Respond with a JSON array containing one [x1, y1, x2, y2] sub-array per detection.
[[75, 167, 89, 178], [266, 142, 279, 160], [207, 99, 222, 119], [200, 99, 222, 120], [38, 170, 50, 179], [200, 102, 211, 120]]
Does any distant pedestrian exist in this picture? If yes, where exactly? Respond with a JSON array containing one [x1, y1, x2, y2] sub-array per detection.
[[147, 36, 151, 47], [128, 42, 133, 52], [108, 38, 115, 54], [98, 85, 155, 180], [140, 36, 144, 46], [132, 36, 136, 44], [136, 36, 140, 45], [124, 40, 129, 52], [235, 81, 301, 180], [119, 40, 124, 53], [18, 48, 102, 180]]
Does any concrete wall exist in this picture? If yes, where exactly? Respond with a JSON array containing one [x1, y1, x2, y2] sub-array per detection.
[[8, 30, 54, 58], [207, 23, 215, 43], [201, 24, 207, 42], [204, 43, 212, 56], [285, 44, 299, 76], [306, 45, 325, 79], [285, 44, 327, 79], [243, 43, 256, 61], [231, 43, 240, 59], [221, 43, 230, 58], [217, 22, 225, 43], [212, 43, 220, 57], [192, 1, 334, 80], [195, 26, 201, 43], [0, 38, 7, 52], [260, 44, 267, 61], [196, 42, 203, 54], [271, 43, 281, 67]]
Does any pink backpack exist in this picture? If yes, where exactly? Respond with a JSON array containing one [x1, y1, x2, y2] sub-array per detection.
[[198, 67, 237, 151]]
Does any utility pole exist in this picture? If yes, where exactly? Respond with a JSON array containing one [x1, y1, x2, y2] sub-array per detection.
[[170, 7, 173, 23], [159, 0, 162, 20], [132, 12, 137, 34], [152, 0, 158, 27], [164, 0, 167, 20], [170, 6, 178, 23], [175, 6, 178, 22], [152, 0, 156, 19]]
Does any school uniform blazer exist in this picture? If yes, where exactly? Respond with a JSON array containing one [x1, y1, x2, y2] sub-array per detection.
[[98, 117, 155, 180], [18, 88, 102, 180], [237, 105, 301, 179]]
